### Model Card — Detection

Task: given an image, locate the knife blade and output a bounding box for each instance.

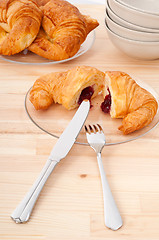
[49,99,90,161]
[11,100,90,223]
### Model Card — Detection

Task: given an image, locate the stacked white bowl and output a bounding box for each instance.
[105,0,159,60]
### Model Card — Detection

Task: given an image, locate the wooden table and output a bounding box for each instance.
[1,4,159,240]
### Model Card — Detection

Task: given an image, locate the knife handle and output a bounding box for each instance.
[11,159,58,223]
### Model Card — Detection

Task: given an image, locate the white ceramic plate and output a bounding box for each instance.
[25,78,159,146]
[0,31,95,65]
[117,0,159,15]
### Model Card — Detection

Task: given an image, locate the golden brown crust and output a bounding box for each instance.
[36,0,49,6]
[105,71,158,134]
[29,66,105,110]
[30,68,158,135]
[0,0,42,55]
[28,0,99,61]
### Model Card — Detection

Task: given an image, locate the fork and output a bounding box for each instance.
[85,124,123,231]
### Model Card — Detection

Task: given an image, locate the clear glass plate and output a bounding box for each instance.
[0,31,95,65]
[25,78,159,146]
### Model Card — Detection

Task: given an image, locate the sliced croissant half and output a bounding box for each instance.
[101,71,158,134]
[29,65,105,110]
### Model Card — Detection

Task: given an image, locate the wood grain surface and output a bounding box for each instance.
[1,4,159,240]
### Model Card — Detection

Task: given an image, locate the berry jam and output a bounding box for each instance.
[78,86,94,105]
[101,89,111,113]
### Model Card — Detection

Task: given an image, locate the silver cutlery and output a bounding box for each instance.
[85,124,122,230]
[11,100,90,223]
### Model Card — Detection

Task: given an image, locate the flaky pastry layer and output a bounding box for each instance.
[29,65,105,110]
[0,0,42,55]
[28,0,99,60]
[105,71,158,134]
[29,67,158,135]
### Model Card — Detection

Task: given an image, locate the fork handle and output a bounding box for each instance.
[11,159,58,223]
[97,153,123,230]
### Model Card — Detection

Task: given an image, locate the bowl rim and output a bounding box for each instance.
[116,0,159,16]
[105,10,159,37]
[105,1,159,33]
[105,20,159,45]
[108,0,159,19]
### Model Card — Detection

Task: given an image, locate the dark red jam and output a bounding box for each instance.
[101,89,111,113]
[78,86,94,105]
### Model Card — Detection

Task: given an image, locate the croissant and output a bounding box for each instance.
[101,71,158,134]
[28,0,99,61]
[29,66,105,110]
[0,0,42,55]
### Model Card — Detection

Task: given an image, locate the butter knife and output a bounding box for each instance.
[11,100,90,223]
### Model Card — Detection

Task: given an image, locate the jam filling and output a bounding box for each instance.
[78,86,94,105]
[101,88,111,113]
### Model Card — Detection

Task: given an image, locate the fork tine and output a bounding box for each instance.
[84,125,93,134]
[89,124,94,133]
[85,125,88,133]
[97,124,103,132]
[93,124,98,133]
[85,124,103,134]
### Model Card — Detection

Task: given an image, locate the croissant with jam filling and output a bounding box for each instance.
[30,68,158,135]
[101,71,158,134]
[29,66,105,110]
